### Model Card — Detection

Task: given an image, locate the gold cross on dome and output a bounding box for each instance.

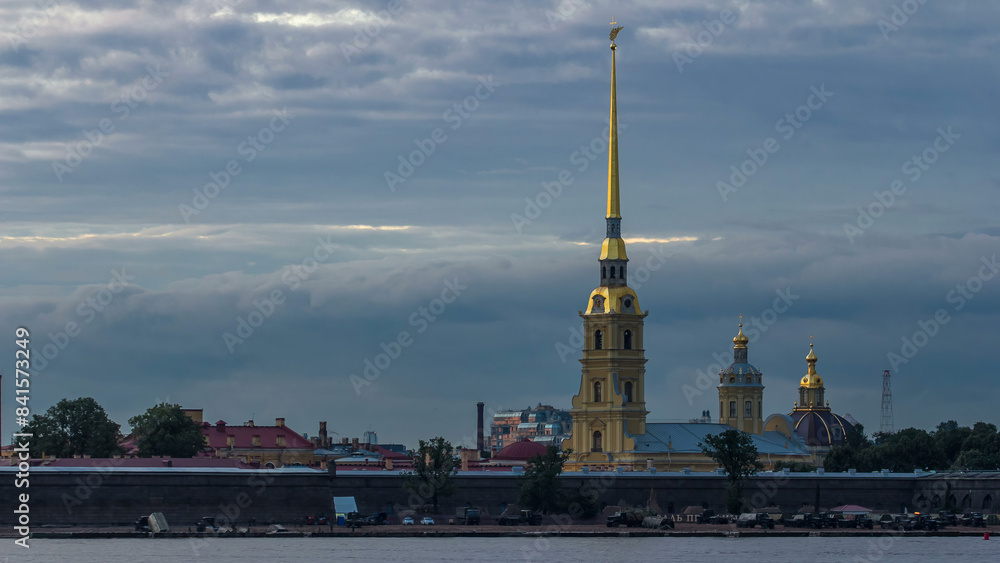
[810,334,814,346]
[610,18,617,27]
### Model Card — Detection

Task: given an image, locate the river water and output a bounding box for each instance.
[1,536,996,562]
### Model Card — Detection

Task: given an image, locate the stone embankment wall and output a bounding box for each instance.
[1,468,996,527]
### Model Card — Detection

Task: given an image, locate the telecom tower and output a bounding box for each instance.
[880,369,894,434]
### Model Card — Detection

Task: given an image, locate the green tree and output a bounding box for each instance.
[933,420,972,467]
[517,446,568,514]
[700,429,763,514]
[822,444,859,472]
[22,397,123,458]
[402,437,457,513]
[877,427,946,471]
[845,424,872,450]
[824,424,875,472]
[128,402,205,457]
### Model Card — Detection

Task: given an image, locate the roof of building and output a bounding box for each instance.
[632,423,810,456]
[201,421,313,450]
[493,437,548,461]
[30,457,256,469]
[789,410,854,448]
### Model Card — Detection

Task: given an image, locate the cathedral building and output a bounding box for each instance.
[561,26,824,471]
[776,341,856,460]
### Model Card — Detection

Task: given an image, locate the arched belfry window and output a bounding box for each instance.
[602,266,607,279]
[619,266,624,278]
[593,381,602,402]
[594,330,603,350]
[592,431,603,453]
[609,267,616,279]
[624,381,633,403]
[623,330,632,350]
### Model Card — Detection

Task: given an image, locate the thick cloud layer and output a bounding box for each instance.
[2,1,997,447]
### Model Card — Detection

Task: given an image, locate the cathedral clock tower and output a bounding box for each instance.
[564,24,649,468]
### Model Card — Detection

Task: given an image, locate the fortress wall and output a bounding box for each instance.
[2,469,996,527]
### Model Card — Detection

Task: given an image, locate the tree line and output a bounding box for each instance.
[18,397,205,458]
[825,421,1000,472]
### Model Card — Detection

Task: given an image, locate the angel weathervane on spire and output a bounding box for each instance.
[610,18,623,47]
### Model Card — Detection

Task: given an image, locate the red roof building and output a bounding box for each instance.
[492,437,548,465]
[200,417,315,468]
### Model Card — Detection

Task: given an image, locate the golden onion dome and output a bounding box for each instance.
[733,323,749,349]
[801,341,824,388]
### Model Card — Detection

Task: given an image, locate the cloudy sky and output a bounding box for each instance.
[2,0,998,450]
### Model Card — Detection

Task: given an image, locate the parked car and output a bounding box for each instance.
[937,511,958,526]
[365,512,388,525]
[420,516,435,525]
[960,512,985,527]
[402,516,414,525]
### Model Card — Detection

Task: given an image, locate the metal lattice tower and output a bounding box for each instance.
[880,370,894,434]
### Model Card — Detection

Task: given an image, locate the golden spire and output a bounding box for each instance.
[733,314,748,349]
[607,19,623,220]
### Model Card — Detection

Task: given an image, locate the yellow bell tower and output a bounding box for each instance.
[717,320,765,435]
[564,23,649,469]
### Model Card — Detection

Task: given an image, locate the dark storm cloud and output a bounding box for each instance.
[1,0,998,445]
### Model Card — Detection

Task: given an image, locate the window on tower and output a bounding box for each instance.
[592,431,603,453]
[623,330,632,349]
[602,266,607,279]
[729,401,736,418]
[745,400,752,418]
[610,267,616,279]
[624,381,633,403]
[593,381,602,402]
[594,330,603,350]
[619,266,624,278]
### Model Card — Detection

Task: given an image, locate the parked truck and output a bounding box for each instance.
[497,509,542,526]
[454,507,481,525]
[607,508,655,528]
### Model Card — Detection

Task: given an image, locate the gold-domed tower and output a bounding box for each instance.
[718,318,764,434]
[564,23,650,469]
[789,338,855,452]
